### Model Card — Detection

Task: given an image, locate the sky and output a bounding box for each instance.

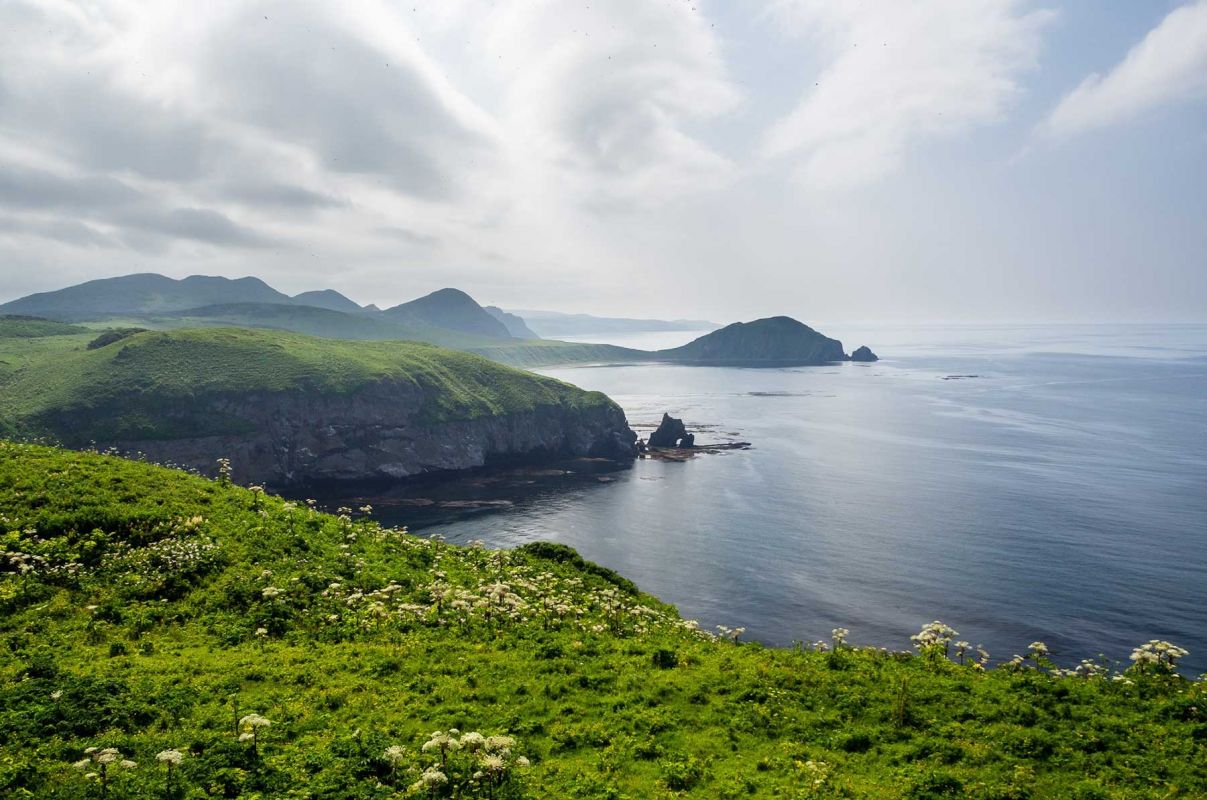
[0,0,1205,323]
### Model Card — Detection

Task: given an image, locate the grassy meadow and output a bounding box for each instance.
[0,441,1203,799]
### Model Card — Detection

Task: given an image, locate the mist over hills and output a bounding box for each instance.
[1,273,876,367]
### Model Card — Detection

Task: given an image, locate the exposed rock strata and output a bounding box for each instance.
[102,380,637,486]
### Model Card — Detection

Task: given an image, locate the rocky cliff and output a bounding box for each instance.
[2,327,638,487]
[101,380,636,486]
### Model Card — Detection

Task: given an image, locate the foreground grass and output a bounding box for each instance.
[1,442,1204,799]
[0,327,616,442]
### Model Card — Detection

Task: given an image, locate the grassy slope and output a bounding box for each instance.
[88,307,652,369]
[0,328,615,442]
[0,316,91,339]
[1,442,1203,799]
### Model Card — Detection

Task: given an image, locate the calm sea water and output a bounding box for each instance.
[322,324,1207,673]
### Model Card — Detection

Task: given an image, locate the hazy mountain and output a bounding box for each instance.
[291,289,364,314]
[657,316,846,365]
[0,273,291,321]
[382,288,513,339]
[485,306,540,339]
[511,309,719,337]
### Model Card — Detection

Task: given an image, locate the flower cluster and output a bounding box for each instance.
[910,620,959,655]
[72,746,137,788]
[1129,640,1189,672]
[406,729,530,796]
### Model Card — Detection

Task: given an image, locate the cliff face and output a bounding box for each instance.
[104,380,637,486]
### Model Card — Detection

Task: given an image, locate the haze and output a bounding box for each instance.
[1,0,1205,323]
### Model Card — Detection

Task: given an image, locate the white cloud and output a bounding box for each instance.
[761,0,1053,189]
[1044,0,1207,138]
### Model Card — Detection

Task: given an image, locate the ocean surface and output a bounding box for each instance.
[318,324,1207,673]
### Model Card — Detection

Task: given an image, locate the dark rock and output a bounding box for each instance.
[98,381,638,486]
[850,345,878,362]
[648,413,695,448]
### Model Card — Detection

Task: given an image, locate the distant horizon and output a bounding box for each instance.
[3,270,1206,328]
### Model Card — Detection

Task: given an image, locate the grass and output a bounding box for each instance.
[1,441,1203,799]
[0,315,90,339]
[0,327,616,443]
[82,307,654,368]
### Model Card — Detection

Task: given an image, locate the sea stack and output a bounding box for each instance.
[648,413,695,448]
[850,345,879,362]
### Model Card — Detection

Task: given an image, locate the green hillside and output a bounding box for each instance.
[115,303,493,350]
[0,442,1202,799]
[0,327,615,443]
[0,315,90,339]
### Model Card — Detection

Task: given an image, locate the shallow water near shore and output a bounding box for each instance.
[311,323,1207,673]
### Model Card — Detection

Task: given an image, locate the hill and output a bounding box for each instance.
[129,303,493,350]
[485,306,540,339]
[0,315,89,338]
[383,289,513,340]
[0,441,1202,798]
[290,289,365,314]
[0,273,292,320]
[0,327,637,484]
[658,316,848,365]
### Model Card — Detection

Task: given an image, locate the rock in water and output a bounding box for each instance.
[648,413,695,448]
[850,345,878,362]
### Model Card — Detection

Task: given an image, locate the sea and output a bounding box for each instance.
[313,323,1207,674]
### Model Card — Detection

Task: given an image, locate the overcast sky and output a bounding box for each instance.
[1,0,1205,322]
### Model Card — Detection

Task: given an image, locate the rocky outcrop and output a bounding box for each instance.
[104,380,637,487]
[850,345,879,362]
[648,413,695,448]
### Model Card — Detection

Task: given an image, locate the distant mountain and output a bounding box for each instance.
[0,273,292,321]
[658,316,847,365]
[510,309,719,337]
[382,288,513,339]
[291,289,364,314]
[485,306,540,339]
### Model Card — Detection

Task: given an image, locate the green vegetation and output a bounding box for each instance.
[0,315,89,339]
[0,327,615,442]
[108,303,496,351]
[658,316,847,365]
[1,442,1203,798]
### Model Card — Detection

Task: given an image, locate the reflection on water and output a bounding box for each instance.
[306,324,1207,673]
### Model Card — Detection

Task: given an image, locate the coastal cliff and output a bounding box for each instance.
[103,382,637,486]
[0,327,637,486]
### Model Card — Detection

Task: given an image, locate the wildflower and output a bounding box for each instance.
[1028,641,1049,659]
[254,627,268,637]
[51,689,63,700]
[156,750,185,766]
[954,641,970,665]
[516,756,530,768]
[831,627,850,648]
[1129,640,1189,673]
[383,745,406,766]
[239,713,271,756]
[460,731,486,751]
[261,586,281,600]
[910,620,958,658]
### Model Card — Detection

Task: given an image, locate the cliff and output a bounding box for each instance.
[0,327,637,485]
